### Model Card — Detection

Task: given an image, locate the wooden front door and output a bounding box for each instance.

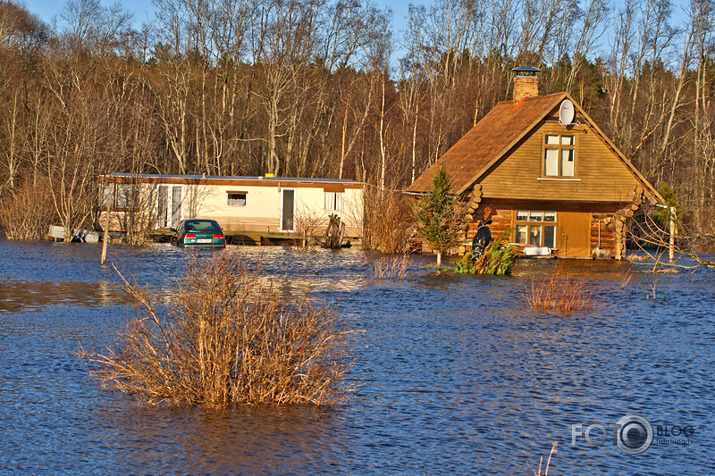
[558,212,591,258]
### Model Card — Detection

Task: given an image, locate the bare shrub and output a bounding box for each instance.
[78,252,353,408]
[0,178,54,240]
[362,185,415,254]
[372,254,410,281]
[293,205,323,250]
[523,271,595,312]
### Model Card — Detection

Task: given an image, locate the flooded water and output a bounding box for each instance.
[0,239,713,474]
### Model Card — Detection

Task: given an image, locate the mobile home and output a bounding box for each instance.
[101,174,363,237]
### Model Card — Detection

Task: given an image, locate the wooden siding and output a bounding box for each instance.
[480,119,642,205]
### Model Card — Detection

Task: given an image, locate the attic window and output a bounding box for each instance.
[544,134,575,177]
[227,191,247,207]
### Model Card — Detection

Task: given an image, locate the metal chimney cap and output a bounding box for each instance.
[512,66,541,75]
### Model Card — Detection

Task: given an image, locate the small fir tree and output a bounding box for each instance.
[416,165,461,267]
[653,183,682,232]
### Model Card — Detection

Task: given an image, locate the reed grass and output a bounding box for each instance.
[372,254,410,280]
[78,252,353,408]
[523,270,595,312]
[533,442,558,476]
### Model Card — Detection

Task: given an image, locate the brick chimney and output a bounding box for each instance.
[512,66,541,102]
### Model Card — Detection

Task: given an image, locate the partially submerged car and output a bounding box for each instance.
[171,219,226,248]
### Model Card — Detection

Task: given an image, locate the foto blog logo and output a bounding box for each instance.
[571,414,654,455]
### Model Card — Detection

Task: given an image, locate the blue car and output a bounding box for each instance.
[172,219,226,248]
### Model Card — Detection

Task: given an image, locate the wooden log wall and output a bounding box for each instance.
[591,213,616,257]
[466,208,511,241]
[613,186,644,260]
[464,185,483,222]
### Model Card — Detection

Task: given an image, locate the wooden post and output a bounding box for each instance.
[100,196,111,265]
[669,206,676,262]
[615,217,625,260]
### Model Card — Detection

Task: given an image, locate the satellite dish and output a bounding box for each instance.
[559,99,575,126]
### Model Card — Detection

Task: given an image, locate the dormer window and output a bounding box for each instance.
[544,134,575,177]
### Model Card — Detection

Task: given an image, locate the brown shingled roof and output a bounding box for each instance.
[406,93,567,195]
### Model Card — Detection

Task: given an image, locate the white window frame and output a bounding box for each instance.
[543,134,576,177]
[324,191,344,212]
[515,210,557,248]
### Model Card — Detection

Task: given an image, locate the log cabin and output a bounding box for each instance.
[406,67,664,259]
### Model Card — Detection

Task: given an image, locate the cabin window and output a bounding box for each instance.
[515,210,557,248]
[324,192,344,212]
[227,191,247,207]
[544,134,575,177]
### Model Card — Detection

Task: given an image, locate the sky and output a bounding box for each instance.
[24,0,160,27]
[21,0,417,35]
[18,0,693,69]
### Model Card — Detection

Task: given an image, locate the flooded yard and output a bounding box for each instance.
[0,239,713,474]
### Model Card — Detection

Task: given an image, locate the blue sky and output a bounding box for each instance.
[23,0,417,35]
[20,0,692,68]
[25,0,159,26]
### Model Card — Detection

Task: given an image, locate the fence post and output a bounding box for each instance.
[668,206,676,262]
[101,194,111,265]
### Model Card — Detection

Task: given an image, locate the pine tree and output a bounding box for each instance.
[415,165,461,267]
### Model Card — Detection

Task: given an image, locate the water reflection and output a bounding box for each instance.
[0,238,713,474]
[0,279,125,313]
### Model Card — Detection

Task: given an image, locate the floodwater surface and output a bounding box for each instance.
[0,240,713,474]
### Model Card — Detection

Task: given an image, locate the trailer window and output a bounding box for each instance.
[227,191,247,207]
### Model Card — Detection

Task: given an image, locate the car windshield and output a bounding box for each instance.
[184,220,221,233]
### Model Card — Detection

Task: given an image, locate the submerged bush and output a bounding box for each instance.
[454,251,477,274]
[523,270,595,312]
[456,232,517,275]
[79,252,353,408]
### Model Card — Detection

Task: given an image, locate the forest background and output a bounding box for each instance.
[0,0,713,244]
